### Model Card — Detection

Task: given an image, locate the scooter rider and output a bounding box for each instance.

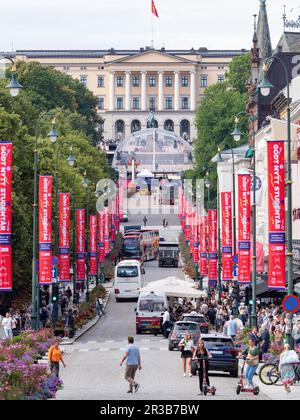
[239,338,260,389]
[193,339,212,395]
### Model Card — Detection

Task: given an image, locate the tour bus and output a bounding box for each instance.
[114,259,144,302]
[122,228,160,262]
[136,291,168,335]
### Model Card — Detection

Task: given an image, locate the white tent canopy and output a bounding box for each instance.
[137,169,155,178]
[140,277,206,299]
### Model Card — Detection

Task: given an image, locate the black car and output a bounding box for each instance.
[191,334,239,378]
[180,314,209,334]
[168,321,201,351]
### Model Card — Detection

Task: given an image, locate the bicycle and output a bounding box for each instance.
[259,362,300,386]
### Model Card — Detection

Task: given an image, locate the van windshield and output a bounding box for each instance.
[139,299,164,312]
[117,266,139,278]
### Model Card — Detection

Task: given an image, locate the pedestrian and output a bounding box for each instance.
[240,338,260,389]
[2,313,13,339]
[162,307,170,338]
[224,315,239,340]
[64,309,75,338]
[178,332,195,377]
[249,326,260,347]
[279,343,300,394]
[66,287,72,302]
[40,306,49,328]
[48,340,66,378]
[292,319,300,350]
[162,219,166,228]
[120,337,142,394]
[96,297,105,317]
[259,326,270,356]
[143,216,148,227]
[193,339,212,395]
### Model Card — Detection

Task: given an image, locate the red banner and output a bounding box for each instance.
[221,192,233,281]
[267,141,286,289]
[0,142,13,291]
[89,215,97,276]
[76,209,86,281]
[39,175,53,285]
[208,210,217,282]
[199,216,208,276]
[98,211,105,263]
[238,174,251,284]
[59,193,70,282]
[104,208,110,255]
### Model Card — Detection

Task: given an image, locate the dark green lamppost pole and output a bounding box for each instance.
[258,57,294,347]
[215,151,223,305]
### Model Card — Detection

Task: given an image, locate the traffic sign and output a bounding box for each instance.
[52,256,59,267]
[282,295,300,314]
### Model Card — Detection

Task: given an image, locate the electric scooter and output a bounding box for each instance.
[196,356,216,396]
[236,358,260,396]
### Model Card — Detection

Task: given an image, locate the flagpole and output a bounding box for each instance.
[151,0,154,48]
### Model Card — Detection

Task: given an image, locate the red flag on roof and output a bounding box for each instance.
[152,0,159,18]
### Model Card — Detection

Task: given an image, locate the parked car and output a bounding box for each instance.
[180,313,209,334]
[191,334,239,378]
[168,321,201,351]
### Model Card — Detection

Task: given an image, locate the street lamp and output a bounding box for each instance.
[0,56,23,97]
[231,117,243,143]
[258,55,294,347]
[233,113,258,328]
[31,111,57,331]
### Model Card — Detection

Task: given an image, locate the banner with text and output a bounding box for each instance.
[267,141,286,290]
[199,216,208,277]
[98,211,105,263]
[0,142,13,291]
[237,174,251,284]
[221,192,233,281]
[208,210,217,283]
[89,215,98,276]
[76,209,86,281]
[39,175,53,285]
[59,193,70,282]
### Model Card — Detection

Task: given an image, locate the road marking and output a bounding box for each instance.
[78,348,89,353]
[159,347,168,351]
[105,340,114,343]
[139,347,150,351]
[99,348,109,352]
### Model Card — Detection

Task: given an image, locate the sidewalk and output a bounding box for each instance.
[253,377,300,400]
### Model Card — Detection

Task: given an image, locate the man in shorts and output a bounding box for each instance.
[120,336,142,393]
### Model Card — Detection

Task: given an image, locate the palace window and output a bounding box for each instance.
[97,96,105,110]
[117,97,124,110]
[149,96,156,111]
[80,75,88,86]
[218,74,225,84]
[181,97,189,110]
[132,76,140,87]
[117,76,124,87]
[200,75,208,88]
[165,75,173,87]
[149,76,156,87]
[132,96,140,110]
[165,97,173,110]
[181,75,189,87]
[98,76,105,88]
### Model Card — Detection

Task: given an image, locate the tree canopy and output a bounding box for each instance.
[0,62,110,300]
[191,54,252,207]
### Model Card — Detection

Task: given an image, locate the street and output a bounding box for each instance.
[56,207,268,401]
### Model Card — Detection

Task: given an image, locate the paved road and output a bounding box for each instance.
[56,208,268,400]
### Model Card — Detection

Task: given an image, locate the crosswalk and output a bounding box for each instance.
[62,338,171,354]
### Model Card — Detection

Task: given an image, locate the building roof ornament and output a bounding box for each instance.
[257,0,272,73]
[283,5,300,32]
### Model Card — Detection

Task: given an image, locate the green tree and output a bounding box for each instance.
[192,54,251,206]
[225,53,252,94]
[0,63,111,303]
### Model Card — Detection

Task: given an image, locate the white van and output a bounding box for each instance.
[136,291,168,335]
[114,260,143,302]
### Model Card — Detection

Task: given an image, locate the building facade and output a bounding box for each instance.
[15,47,246,141]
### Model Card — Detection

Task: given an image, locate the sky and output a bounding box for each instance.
[0,0,296,52]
